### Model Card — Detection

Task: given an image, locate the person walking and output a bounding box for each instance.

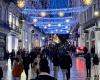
[91,46,95,57]
[23,52,30,80]
[4,50,9,61]
[12,58,23,80]
[60,52,72,80]
[84,52,91,77]
[93,54,99,77]
[52,47,59,79]
[31,58,57,80]
[10,49,15,66]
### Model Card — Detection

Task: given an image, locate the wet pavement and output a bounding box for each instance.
[0,57,100,80]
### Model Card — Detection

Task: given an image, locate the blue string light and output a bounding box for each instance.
[22,6,88,15]
[21,0,89,34]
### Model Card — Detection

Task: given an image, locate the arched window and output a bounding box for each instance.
[9,12,13,27]
[90,31,95,40]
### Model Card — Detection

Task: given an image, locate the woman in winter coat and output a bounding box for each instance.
[12,58,23,80]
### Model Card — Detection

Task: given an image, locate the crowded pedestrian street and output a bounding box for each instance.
[0,0,100,80]
[0,56,100,80]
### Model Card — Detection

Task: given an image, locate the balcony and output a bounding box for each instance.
[84,17,100,30]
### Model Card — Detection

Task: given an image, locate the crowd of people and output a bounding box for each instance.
[0,43,99,80]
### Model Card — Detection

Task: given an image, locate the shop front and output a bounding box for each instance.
[0,20,10,59]
[7,31,18,53]
[0,32,6,59]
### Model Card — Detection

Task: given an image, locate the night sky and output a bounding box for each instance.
[48,0,71,9]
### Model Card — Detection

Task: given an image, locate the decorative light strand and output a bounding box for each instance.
[22,6,88,15]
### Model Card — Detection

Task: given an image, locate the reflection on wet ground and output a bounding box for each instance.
[0,57,100,80]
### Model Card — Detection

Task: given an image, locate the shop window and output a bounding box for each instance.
[9,12,13,27]
[13,15,16,29]
[86,32,89,40]
[91,40,95,47]
[90,31,95,40]
[86,42,89,49]
[8,36,12,52]
[16,17,19,27]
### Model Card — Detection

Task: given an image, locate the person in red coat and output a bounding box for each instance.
[12,58,23,80]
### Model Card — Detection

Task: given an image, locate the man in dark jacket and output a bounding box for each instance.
[84,52,91,77]
[60,52,72,80]
[10,49,15,66]
[23,52,30,80]
[52,47,60,79]
[31,58,57,80]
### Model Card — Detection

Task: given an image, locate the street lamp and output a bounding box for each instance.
[17,0,25,8]
[83,0,93,6]
[94,11,100,17]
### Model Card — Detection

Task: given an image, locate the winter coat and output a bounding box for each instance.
[93,54,99,65]
[60,54,72,69]
[12,63,23,77]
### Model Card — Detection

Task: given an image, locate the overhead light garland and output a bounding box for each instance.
[22,6,88,15]
[58,24,61,27]
[31,17,73,21]
[40,12,47,17]
[33,18,38,23]
[19,0,91,34]
[58,12,64,17]
[48,24,51,27]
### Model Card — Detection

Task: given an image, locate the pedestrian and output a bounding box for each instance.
[31,58,57,80]
[23,52,30,80]
[91,46,95,57]
[4,49,9,61]
[93,54,99,77]
[84,52,91,77]
[32,54,41,77]
[12,58,24,80]
[10,49,15,66]
[60,52,72,80]
[52,47,59,79]
[0,67,3,80]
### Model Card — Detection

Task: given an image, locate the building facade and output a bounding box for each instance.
[76,0,100,56]
[0,0,21,59]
